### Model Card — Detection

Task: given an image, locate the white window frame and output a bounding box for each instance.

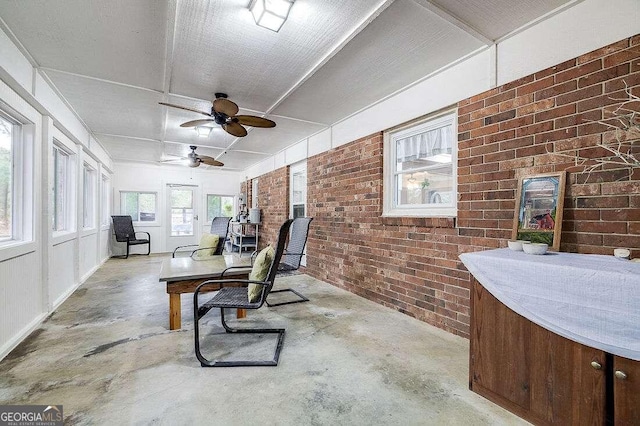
[83,163,96,230]
[383,109,457,218]
[119,191,158,224]
[251,178,259,208]
[0,106,34,253]
[290,161,307,219]
[101,174,110,229]
[52,142,76,234]
[206,194,235,223]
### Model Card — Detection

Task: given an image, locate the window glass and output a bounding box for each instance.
[206,195,234,222]
[384,111,457,217]
[52,146,70,231]
[83,165,96,228]
[120,191,157,222]
[0,115,12,240]
[101,176,110,226]
[290,162,306,219]
[170,188,193,236]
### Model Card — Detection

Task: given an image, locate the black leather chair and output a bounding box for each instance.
[193,219,293,367]
[111,215,151,259]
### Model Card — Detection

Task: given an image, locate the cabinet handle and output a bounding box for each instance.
[590,361,602,370]
[614,370,627,380]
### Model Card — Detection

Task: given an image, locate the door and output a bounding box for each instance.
[290,161,307,265]
[166,184,199,252]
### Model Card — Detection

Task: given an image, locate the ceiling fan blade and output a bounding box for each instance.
[159,102,212,117]
[198,156,224,167]
[180,119,215,128]
[213,98,239,116]
[235,115,276,128]
[223,121,248,137]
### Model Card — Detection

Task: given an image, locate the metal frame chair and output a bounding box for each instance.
[193,219,293,367]
[172,216,231,258]
[111,215,151,259]
[267,217,313,307]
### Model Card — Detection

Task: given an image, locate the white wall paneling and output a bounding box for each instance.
[0,23,113,360]
[112,162,241,253]
[50,239,78,308]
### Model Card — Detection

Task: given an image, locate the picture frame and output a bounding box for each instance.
[512,171,566,251]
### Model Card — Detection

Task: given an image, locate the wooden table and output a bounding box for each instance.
[159,255,252,330]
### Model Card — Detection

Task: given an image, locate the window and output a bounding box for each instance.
[0,114,13,241]
[206,194,234,222]
[101,175,110,227]
[83,164,96,228]
[52,144,75,232]
[383,110,457,217]
[120,191,157,222]
[290,162,306,219]
[251,178,259,208]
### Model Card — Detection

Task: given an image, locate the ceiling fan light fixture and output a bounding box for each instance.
[194,126,212,138]
[250,0,294,32]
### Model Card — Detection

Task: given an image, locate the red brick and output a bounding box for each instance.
[516,121,554,137]
[470,104,500,121]
[500,115,534,131]
[470,123,500,138]
[501,75,535,92]
[500,136,534,151]
[517,99,555,116]
[485,89,516,107]
[604,72,640,93]
[603,46,640,68]
[535,104,576,123]
[459,99,485,115]
[534,127,577,144]
[470,87,500,103]
[534,80,577,101]
[555,59,602,83]
[499,93,534,112]
[516,76,555,96]
[578,63,630,88]
[577,39,629,64]
[556,84,602,106]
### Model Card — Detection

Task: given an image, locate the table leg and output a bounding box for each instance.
[237,308,246,319]
[169,293,181,330]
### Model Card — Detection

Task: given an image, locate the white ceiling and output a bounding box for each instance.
[0,0,576,171]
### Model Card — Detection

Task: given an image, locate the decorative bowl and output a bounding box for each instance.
[508,240,531,251]
[523,243,548,255]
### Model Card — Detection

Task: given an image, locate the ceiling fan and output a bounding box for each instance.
[162,145,224,168]
[159,93,276,137]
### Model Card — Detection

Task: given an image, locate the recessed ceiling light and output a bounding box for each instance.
[250,0,294,32]
[195,126,212,138]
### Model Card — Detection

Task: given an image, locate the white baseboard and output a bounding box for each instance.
[0,313,48,361]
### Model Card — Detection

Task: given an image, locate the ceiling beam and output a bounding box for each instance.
[160,0,178,158]
[219,0,396,160]
[411,0,493,45]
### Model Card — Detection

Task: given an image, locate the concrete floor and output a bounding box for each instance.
[0,254,529,425]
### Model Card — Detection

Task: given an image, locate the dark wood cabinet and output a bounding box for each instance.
[470,279,639,425]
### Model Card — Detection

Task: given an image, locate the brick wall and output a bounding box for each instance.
[246,169,289,250]
[253,35,640,339]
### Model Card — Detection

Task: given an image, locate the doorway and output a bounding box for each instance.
[166,184,199,252]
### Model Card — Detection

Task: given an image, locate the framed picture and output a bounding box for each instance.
[512,171,566,251]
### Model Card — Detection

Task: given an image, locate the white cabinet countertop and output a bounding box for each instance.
[460,248,640,361]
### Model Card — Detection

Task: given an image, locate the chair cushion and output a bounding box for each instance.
[247,245,275,302]
[194,234,219,258]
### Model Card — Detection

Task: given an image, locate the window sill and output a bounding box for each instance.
[132,222,160,228]
[52,230,77,246]
[0,240,37,262]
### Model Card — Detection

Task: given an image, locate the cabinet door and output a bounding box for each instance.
[614,356,640,424]
[471,279,606,425]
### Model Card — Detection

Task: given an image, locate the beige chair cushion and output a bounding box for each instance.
[247,245,275,302]
[193,234,219,258]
